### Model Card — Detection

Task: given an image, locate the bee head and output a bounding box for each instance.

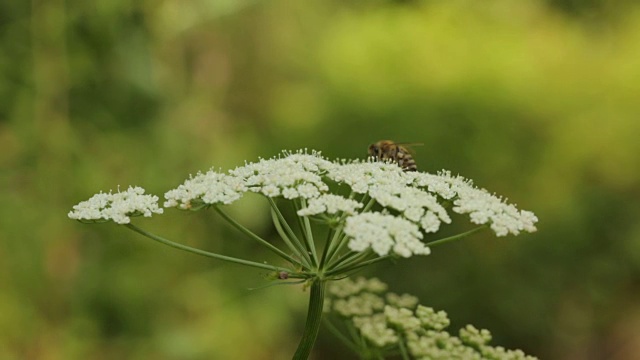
[368,143,380,157]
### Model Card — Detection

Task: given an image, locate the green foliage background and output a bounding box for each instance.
[2,0,639,359]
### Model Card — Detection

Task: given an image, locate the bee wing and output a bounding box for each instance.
[395,142,424,147]
[395,142,423,154]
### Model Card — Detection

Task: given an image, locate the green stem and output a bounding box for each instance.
[293,200,310,244]
[214,206,301,267]
[299,199,319,265]
[325,230,351,268]
[326,252,391,277]
[398,333,410,360]
[323,214,348,265]
[317,227,334,269]
[293,278,326,360]
[322,318,360,354]
[326,250,361,271]
[324,195,374,266]
[344,320,367,355]
[293,200,318,266]
[271,207,312,269]
[269,198,315,267]
[269,198,300,243]
[426,226,487,247]
[124,224,286,272]
[361,195,376,213]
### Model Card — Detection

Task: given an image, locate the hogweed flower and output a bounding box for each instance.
[68,149,538,359]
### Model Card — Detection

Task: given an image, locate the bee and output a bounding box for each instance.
[368,140,421,171]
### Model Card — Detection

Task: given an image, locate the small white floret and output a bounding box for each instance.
[297,194,363,216]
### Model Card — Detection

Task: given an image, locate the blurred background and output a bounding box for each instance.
[2,0,639,359]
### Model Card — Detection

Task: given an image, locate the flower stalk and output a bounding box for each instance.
[293,278,327,360]
[213,205,301,267]
[124,224,286,272]
[270,206,313,269]
[426,225,487,248]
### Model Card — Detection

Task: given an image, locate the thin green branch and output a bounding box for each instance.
[296,199,319,266]
[323,214,350,265]
[324,195,374,266]
[301,199,319,265]
[398,333,411,360]
[268,198,301,244]
[292,200,310,244]
[270,207,312,269]
[326,252,392,277]
[426,225,487,247]
[214,205,301,267]
[345,319,365,352]
[361,195,376,212]
[318,226,334,270]
[325,230,351,267]
[327,250,362,272]
[124,224,287,272]
[323,318,361,354]
[269,198,317,268]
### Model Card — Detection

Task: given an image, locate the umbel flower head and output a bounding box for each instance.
[70,150,537,259]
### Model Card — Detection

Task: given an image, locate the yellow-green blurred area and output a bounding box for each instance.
[2,0,640,358]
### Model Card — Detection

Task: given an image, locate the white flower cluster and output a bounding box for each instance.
[353,314,399,347]
[163,150,333,209]
[326,161,408,194]
[68,186,163,224]
[229,151,334,199]
[459,325,492,347]
[344,212,431,257]
[411,171,538,236]
[326,277,388,299]
[369,185,451,233]
[296,194,363,216]
[164,171,246,209]
[415,305,450,331]
[386,292,419,309]
[385,305,421,331]
[326,277,539,360]
[333,292,385,317]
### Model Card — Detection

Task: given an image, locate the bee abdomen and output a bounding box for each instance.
[398,157,417,171]
[396,150,417,171]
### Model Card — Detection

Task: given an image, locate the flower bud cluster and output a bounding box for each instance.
[326,277,538,360]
